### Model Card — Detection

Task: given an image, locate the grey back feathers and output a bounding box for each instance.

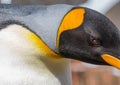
[0,4,74,53]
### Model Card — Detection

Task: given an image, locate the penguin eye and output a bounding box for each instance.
[90,36,101,46]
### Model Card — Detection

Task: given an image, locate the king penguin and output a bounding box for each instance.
[0,4,120,85]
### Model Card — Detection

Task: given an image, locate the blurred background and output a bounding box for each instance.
[0,0,120,85]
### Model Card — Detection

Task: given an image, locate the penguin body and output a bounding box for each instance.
[0,4,120,85]
[0,24,71,85]
[0,4,73,85]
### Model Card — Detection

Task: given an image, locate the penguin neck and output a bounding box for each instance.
[0,28,72,85]
[25,4,73,53]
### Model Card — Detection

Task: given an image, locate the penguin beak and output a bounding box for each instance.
[101,54,120,69]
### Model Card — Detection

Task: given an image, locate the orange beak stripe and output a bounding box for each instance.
[101,54,120,69]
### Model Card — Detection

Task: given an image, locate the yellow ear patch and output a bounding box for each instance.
[56,8,85,49]
[101,54,120,69]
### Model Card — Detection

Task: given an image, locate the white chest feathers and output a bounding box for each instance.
[0,24,72,85]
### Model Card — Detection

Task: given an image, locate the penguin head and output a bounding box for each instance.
[1,6,120,69]
[57,7,120,69]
